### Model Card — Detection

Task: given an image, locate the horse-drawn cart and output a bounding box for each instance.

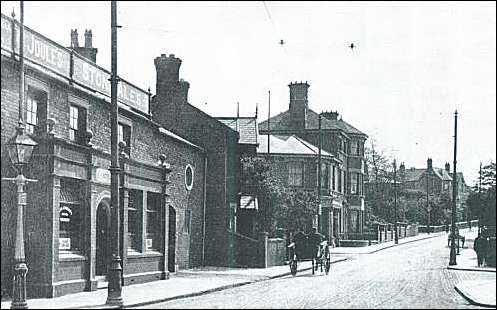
[287,233,331,276]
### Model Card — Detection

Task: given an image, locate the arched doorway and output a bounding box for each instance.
[96,201,111,277]
[168,206,176,272]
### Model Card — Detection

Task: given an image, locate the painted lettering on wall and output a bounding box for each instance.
[13,23,71,77]
[1,14,12,52]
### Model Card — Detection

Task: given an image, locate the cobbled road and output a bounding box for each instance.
[142,233,495,309]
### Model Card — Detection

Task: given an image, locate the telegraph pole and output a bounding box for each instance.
[267,90,271,155]
[426,169,430,234]
[449,110,458,266]
[317,114,322,232]
[394,159,398,244]
[478,162,482,233]
[106,1,123,305]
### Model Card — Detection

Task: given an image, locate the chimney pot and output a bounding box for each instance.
[84,29,92,48]
[70,29,79,48]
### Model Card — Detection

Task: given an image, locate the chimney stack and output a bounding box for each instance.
[152,53,190,128]
[70,29,79,47]
[445,162,450,173]
[399,162,405,174]
[288,81,309,130]
[68,29,98,62]
[84,29,93,48]
[427,158,433,170]
[321,110,339,121]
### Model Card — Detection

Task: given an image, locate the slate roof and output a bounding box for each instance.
[258,108,367,136]
[403,167,453,182]
[216,117,258,145]
[257,134,334,158]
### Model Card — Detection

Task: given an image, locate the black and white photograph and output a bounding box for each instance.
[0,1,495,309]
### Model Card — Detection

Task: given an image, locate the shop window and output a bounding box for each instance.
[146,192,161,251]
[128,189,142,252]
[69,105,87,145]
[59,179,82,253]
[288,162,304,186]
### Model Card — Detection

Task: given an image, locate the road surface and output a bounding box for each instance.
[140,233,495,309]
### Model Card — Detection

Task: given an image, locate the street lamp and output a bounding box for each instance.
[3,125,38,310]
[2,2,38,308]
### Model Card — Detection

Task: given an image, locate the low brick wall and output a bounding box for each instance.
[267,238,287,267]
[339,240,369,247]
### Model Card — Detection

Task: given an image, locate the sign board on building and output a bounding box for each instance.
[95,167,111,185]
[146,238,153,250]
[1,13,149,115]
[12,22,72,77]
[59,238,71,250]
[1,14,12,52]
[72,54,149,114]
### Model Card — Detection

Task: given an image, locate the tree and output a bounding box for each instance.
[240,155,318,236]
[467,162,496,229]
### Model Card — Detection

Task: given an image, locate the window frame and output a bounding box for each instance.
[287,161,304,187]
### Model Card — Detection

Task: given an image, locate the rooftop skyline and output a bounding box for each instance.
[1,1,495,185]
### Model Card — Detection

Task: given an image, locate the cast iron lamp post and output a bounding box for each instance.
[4,124,38,310]
[2,2,38,308]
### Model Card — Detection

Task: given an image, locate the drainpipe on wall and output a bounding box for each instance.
[201,154,207,266]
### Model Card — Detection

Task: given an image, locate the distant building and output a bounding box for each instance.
[259,82,368,239]
[257,134,345,241]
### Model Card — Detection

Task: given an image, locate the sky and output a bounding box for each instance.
[1,1,495,185]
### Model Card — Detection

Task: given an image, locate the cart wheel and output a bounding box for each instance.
[325,247,331,275]
[290,258,298,276]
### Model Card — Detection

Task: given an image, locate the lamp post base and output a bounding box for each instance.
[105,255,123,306]
[11,263,28,309]
[449,238,457,266]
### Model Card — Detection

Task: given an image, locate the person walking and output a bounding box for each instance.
[473,233,487,267]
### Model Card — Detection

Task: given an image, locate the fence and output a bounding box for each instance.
[230,231,287,268]
[418,220,479,233]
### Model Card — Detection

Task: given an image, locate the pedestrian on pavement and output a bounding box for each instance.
[473,233,488,267]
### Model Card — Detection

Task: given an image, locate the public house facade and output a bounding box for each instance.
[1,14,208,298]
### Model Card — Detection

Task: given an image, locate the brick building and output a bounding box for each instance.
[399,158,470,220]
[1,14,208,298]
[257,134,345,241]
[259,82,368,239]
[150,54,241,267]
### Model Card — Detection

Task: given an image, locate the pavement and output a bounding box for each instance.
[0,258,346,309]
[329,231,443,255]
[449,228,496,308]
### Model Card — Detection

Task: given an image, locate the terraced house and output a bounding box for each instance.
[259,82,368,241]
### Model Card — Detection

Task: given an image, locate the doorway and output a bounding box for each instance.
[96,201,111,277]
[168,206,176,272]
